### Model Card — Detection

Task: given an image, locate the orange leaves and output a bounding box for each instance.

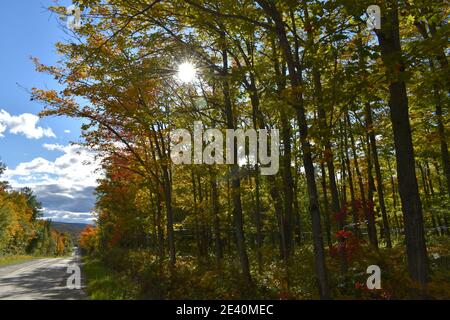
[79,225,98,253]
[31,88,79,118]
[31,57,63,79]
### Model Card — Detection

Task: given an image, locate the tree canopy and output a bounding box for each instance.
[32,0,449,299]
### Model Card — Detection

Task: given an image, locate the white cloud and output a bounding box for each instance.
[0,109,56,139]
[64,129,71,134]
[43,143,65,152]
[3,144,103,223]
[8,157,55,175]
[6,144,102,188]
[43,209,96,224]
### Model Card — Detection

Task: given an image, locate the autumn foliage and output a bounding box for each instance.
[79,225,97,254]
[29,0,450,300]
[0,164,72,257]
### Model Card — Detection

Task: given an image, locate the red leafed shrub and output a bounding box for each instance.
[334,204,349,225]
[330,230,362,263]
[336,229,352,240]
[353,280,393,300]
[333,199,369,225]
[354,281,364,290]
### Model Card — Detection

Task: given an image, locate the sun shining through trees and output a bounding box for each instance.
[3,0,448,301]
[176,62,197,83]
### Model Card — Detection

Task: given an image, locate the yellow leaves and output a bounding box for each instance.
[31,88,79,118]
[53,231,69,256]
[90,3,111,17]
[0,191,37,253]
[66,67,89,83]
[87,34,107,47]
[31,57,63,79]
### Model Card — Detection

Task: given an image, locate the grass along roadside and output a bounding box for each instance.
[82,256,137,299]
[0,255,38,267]
[0,251,75,268]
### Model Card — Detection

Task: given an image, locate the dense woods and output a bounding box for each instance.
[34,0,449,299]
[0,162,73,257]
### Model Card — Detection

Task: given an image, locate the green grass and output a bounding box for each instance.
[82,256,134,300]
[0,255,37,267]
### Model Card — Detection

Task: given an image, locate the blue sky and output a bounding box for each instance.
[0,1,99,224]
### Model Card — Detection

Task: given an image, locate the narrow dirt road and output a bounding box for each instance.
[0,250,85,300]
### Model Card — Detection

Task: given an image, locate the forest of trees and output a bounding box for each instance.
[34,0,449,299]
[0,162,73,257]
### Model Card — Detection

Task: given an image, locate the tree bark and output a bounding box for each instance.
[221,36,252,284]
[376,1,428,286]
[343,117,360,236]
[363,132,379,248]
[365,104,391,247]
[347,112,377,247]
[256,0,330,299]
[434,88,450,197]
[320,161,332,249]
[210,171,223,268]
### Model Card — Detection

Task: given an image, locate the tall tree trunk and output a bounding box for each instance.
[271,41,294,257]
[363,132,379,248]
[156,191,165,262]
[343,117,359,236]
[253,167,263,272]
[221,36,252,284]
[210,171,223,268]
[313,79,340,216]
[248,78,264,272]
[197,174,209,256]
[226,169,233,254]
[305,7,341,239]
[338,122,348,207]
[434,88,450,197]
[152,129,176,268]
[347,112,376,247]
[191,170,202,258]
[365,104,392,247]
[320,161,332,249]
[291,129,303,244]
[376,1,428,286]
[425,161,434,197]
[418,162,430,201]
[418,163,439,236]
[257,0,330,298]
[411,18,450,195]
[280,110,295,257]
[162,165,176,267]
[314,69,341,228]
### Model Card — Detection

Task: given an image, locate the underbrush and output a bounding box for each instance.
[82,237,450,300]
[82,256,139,299]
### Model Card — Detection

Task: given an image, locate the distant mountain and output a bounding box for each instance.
[50,221,90,244]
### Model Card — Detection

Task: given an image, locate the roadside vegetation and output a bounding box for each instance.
[80,235,450,299]
[0,255,37,267]
[82,256,137,300]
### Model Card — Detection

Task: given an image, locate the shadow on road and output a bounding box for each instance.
[0,255,86,300]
